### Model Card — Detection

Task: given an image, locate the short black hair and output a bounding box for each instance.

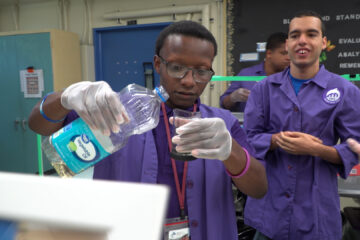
[266,32,288,51]
[155,20,217,57]
[291,10,326,36]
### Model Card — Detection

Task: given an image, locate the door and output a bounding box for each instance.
[0,35,24,172]
[93,22,171,91]
[15,33,54,173]
[0,33,53,174]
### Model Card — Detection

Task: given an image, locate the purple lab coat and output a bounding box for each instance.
[65,100,255,240]
[220,62,266,112]
[244,65,360,240]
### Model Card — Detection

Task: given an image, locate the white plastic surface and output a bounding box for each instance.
[0,172,169,240]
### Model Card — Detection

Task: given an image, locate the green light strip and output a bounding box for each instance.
[211,74,360,82]
[341,74,360,81]
[37,134,43,176]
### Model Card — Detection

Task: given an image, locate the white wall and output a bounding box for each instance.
[0,0,227,107]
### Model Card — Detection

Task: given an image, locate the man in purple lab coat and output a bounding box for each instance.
[243,10,360,240]
[29,21,267,240]
[220,32,290,112]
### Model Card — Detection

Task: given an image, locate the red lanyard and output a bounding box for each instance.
[161,102,196,219]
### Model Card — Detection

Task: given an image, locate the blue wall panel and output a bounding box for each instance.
[93,22,171,91]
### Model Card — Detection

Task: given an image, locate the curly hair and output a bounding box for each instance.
[155,20,217,57]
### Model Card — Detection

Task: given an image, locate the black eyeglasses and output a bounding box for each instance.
[157,55,214,83]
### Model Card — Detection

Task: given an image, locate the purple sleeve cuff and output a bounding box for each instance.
[334,143,359,179]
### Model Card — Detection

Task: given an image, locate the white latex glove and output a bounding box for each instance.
[171,117,232,161]
[230,88,250,102]
[61,81,129,136]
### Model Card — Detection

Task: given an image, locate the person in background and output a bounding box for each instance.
[347,138,360,159]
[243,10,360,240]
[28,21,267,240]
[220,32,290,112]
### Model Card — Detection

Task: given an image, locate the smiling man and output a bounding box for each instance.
[243,10,360,240]
[28,21,267,240]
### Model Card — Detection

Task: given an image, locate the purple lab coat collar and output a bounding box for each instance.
[270,65,328,89]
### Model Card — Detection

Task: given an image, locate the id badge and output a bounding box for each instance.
[164,217,190,240]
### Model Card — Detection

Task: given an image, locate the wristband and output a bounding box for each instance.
[40,92,66,123]
[225,147,251,178]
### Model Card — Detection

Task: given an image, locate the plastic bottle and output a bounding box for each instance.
[42,84,169,178]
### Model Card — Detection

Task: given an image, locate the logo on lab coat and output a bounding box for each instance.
[323,88,341,104]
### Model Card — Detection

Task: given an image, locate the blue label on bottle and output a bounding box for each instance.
[51,118,110,174]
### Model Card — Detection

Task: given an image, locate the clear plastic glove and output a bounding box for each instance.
[230,88,250,102]
[171,117,232,161]
[61,81,129,136]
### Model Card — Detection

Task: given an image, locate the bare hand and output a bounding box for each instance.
[275,131,323,156]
